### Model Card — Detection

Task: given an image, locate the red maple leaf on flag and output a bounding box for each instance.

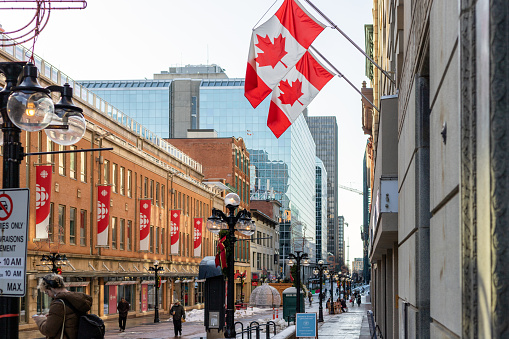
[278,79,304,106]
[255,34,288,68]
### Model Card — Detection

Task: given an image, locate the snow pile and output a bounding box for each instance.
[183,309,204,322]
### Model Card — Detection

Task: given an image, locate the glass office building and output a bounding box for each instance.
[80,79,172,138]
[306,116,341,268]
[316,157,328,261]
[199,78,317,271]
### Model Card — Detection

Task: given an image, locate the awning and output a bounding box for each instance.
[64,282,90,287]
[105,281,138,286]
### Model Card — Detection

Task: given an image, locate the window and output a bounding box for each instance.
[120,219,125,250]
[58,145,66,176]
[37,131,42,163]
[48,203,54,242]
[70,146,77,179]
[112,163,118,193]
[46,139,54,165]
[80,151,87,182]
[103,160,109,184]
[257,253,261,270]
[58,205,65,244]
[156,183,160,206]
[144,177,148,198]
[156,227,160,253]
[150,180,154,204]
[80,210,86,246]
[150,226,154,252]
[252,252,256,268]
[127,170,132,198]
[111,217,117,249]
[161,228,165,254]
[69,207,76,245]
[161,185,165,208]
[127,220,132,251]
[120,167,125,195]
[183,194,186,214]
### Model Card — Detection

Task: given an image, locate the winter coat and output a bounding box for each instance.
[117,300,130,318]
[170,304,186,321]
[35,291,93,339]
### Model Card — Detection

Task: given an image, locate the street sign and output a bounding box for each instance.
[0,188,29,297]
[296,312,317,338]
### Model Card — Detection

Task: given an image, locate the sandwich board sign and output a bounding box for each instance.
[296,312,317,338]
[0,188,29,297]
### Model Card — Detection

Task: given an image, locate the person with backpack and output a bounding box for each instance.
[117,297,130,332]
[170,300,186,337]
[33,273,93,339]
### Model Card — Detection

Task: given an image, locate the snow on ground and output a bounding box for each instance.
[172,306,285,324]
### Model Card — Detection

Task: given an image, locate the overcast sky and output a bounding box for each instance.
[2,0,373,264]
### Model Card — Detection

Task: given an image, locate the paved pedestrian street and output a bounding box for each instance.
[20,294,372,338]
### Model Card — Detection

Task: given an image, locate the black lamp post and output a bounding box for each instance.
[40,253,69,274]
[288,251,309,317]
[148,260,164,323]
[327,270,338,314]
[313,260,327,322]
[0,62,87,338]
[206,193,255,339]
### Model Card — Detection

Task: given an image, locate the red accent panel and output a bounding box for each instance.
[267,101,291,138]
[275,0,325,48]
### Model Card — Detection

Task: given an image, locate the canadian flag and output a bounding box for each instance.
[245,0,325,108]
[170,210,181,254]
[35,165,52,239]
[139,200,151,251]
[97,186,111,246]
[194,218,203,257]
[267,50,335,138]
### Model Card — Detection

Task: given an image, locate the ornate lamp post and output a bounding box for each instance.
[327,270,338,314]
[40,253,69,274]
[148,260,164,323]
[313,260,327,322]
[206,193,254,339]
[0,62,87,338]
[288,251,309,316]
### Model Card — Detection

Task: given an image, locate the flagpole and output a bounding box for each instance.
[303,0,395,85]
[310,45,380,112]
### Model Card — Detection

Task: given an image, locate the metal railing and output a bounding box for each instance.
[367,310,384,339]
[234,320,278,339]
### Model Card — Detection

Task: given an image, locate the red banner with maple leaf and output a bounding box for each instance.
[35,165,52,239]
[139,200,151,251]
[245,0,325,108]
[267,50,335,137]
[170,210,180,254]
[97,186,111,246]
[193,218,203,257]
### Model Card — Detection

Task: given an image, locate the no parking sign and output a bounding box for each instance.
[0,188,30,297]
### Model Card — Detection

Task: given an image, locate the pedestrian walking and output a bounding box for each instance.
[170,300,186,337]
[308,291,313,306]
[340,298,348,313]
[357,294,362,306]
[117,297,130,332]
[33,273,93,339]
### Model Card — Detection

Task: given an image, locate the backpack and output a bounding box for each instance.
[61,299,105,339]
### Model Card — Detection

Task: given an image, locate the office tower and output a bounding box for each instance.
[316,157,328,261]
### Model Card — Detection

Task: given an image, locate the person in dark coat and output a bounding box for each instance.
[357,294,362,306]
[117,297,130,332]
[170,300,186,337]
[340,298,348,312]
[33,273,93,339]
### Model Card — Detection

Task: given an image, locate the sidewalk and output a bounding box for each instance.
[317,295,372,339]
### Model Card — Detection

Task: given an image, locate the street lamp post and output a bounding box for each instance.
[148,260,164,323]
[40,253,69,274]
[206,193,255,339]
[328,270,337,314]
[288,251,309,317]
[313,260,327,322]
[0,62,87,338]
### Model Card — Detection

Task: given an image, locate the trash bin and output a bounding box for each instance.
[199,256,225,339]
[282,287,305,322]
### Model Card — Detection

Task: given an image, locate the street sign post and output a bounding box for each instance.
[0,188,29,297]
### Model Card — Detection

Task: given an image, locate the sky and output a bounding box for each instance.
[2,0,373,265]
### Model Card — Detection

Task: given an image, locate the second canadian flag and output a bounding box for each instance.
[267,50,335,138]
